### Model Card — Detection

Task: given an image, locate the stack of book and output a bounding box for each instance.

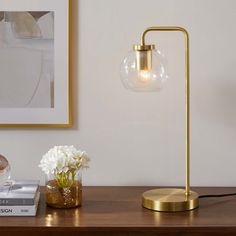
[0,180,40,216]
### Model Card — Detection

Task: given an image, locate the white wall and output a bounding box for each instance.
[1,0,236,186]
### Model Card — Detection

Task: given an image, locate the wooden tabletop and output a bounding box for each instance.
[1,187,236,236]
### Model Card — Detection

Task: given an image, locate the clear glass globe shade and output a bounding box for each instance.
[120,49,168,92]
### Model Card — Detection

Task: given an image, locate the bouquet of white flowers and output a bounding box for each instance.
[39,145,90,188]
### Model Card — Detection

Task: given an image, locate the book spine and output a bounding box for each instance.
[0,205,37,216]
[0,198,35,206]
[0,188,40,206]
[0,192,40,216]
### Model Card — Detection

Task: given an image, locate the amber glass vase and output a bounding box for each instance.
[45,171,82,208]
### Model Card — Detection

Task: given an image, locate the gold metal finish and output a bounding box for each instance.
[138,26,196,211]
[134,44,155,71]
[142,188,199,212]
[0,0,72,128]
[135,50,152,71]
[133,44,155,51]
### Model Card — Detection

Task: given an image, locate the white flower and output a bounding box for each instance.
[39,145,90,175]
[77,152,90,168]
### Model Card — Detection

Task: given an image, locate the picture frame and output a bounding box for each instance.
[0,0,72,128]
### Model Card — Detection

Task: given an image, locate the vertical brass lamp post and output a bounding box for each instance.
[120,27,199,212]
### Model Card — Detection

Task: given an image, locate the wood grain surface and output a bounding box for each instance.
[1,187,236,236]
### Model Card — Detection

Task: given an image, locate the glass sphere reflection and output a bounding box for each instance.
[120,49,168,92]
[0,154,11,186]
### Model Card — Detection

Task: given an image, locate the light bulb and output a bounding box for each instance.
[138,70,151,82]
[120,49,168,92]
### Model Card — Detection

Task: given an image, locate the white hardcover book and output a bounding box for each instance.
[0,180,39,205]
[0,191,40,216]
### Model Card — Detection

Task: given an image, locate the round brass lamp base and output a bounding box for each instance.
[142,188,199,212]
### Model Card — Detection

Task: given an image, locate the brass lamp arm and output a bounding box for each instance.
[140,26,190,196]
[141,26,189,45]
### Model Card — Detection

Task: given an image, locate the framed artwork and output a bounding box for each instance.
[0,0,72,128]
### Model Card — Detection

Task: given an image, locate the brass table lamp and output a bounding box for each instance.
[120,26,199,212]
